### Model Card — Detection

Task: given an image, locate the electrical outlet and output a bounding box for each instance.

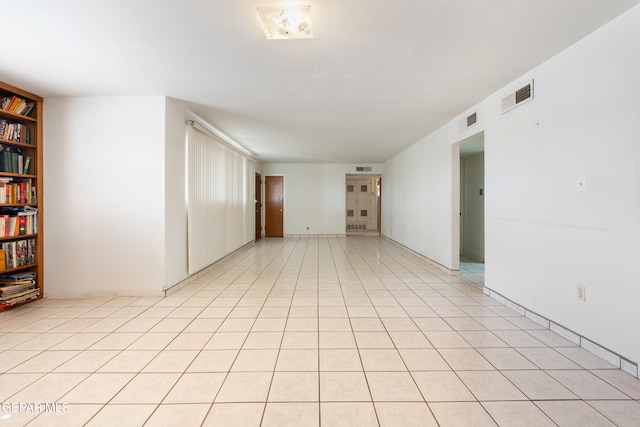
[576,285,586,301]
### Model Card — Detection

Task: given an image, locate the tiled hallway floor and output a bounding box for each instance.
[1,235,640,426]
[459,257,485,288]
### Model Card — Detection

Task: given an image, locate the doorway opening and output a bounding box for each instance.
[456,134,485,287]
[345,174,381,234]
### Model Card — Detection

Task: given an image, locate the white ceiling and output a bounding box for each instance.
[1,0,638,163]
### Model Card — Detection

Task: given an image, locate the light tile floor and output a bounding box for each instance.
[1,235,640,426]
[460,257,485,288]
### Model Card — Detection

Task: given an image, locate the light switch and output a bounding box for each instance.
[577,176,586,192]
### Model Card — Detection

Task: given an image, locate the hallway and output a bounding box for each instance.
[1,235,639,425]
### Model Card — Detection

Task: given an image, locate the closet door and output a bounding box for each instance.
[355,180,372,224]
[346,182,358,228]
[346,179,374,232]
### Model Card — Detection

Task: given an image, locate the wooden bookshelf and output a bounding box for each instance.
[0,81,43,311]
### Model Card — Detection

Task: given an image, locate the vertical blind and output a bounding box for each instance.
[186,123,253,274]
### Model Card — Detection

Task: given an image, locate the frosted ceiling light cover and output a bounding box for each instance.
[257,5,313,40]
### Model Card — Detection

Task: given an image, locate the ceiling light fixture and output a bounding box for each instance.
[256,5,314,40]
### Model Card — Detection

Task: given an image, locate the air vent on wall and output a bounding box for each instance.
[501,80,534,113]
[458,111,478,132]
[356,166,372,172]
[466,112,477,127]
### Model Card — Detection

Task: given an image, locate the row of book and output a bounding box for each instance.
[0,271,38,307]
[0,238,36,270]
[0,178,35,204]
[0,95,36,117]
[0,120,32,144]
[0,145,32,174]
[0,207,38,236]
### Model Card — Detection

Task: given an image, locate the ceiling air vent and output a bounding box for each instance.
[356,166,372,172]
[501,80,534,113]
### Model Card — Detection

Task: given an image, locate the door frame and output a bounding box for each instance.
[255,172,262,241]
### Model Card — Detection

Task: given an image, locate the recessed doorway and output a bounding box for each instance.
[345,174,381,234]
[457,134,485,287]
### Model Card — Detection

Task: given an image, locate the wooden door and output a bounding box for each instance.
[255,172,262,241]
[265,176,284,237]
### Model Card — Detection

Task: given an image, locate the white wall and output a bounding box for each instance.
[44,96,167,297]
[486,5,640,369]
[164,98,190,288]
[382,125,457,270]
[262,163,383,235]
[44,96,260,296]
[384,5,640,368]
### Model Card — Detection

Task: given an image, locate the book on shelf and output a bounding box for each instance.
[0,207,38,236]
[0,281,36,296]
[0,238,35,269]
[0,179,35,204]
[0,271,37,305]
[0,120,31,144]
[16,239,27,266]
[4,241,15,268]
[0,95,35,117]
[0,214,37,237]
[0,287,39,307]
[18,216,25,235]
[27,239,36,264]
[0,270,36,283]
[7,216,16,236]
[0,144,32,174]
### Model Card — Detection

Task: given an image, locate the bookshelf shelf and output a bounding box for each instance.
[1,263,37,273]
[0,81,42,311]
[0,174,37,179]
[0,233,37,241]
[0,139,35,148]
[0,110,37,122]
